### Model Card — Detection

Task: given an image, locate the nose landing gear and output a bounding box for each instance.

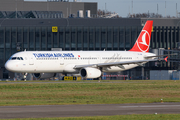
[22,73,28,81]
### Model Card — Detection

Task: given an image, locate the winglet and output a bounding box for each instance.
[164,56,168,62]
[129,20,153,53]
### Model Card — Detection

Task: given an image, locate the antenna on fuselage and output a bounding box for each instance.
[24,49,26,51]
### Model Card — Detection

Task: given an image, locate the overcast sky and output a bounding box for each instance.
[25,0,180,17]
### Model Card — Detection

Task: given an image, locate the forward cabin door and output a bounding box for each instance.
[59,57,64,71]
[60,57,64,66]
[29,53,34,65]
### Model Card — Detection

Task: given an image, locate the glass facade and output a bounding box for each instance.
[0,26,180,78]
[0,26,180,60]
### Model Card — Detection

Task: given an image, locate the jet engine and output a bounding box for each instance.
[80,67,101,79]
[33,73,56,79]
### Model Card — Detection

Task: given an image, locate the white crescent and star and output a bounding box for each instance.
[137,30,150,52]
[139,33,148,46]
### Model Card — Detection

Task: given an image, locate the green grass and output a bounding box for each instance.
[2,114,180,120]
[0,80,180,106]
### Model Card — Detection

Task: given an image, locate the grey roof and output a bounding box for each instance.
[0,18,180,27]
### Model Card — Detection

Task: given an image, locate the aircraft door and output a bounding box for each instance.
[136,54,139,60]
[29,54,34,65]
[60,57,64,66]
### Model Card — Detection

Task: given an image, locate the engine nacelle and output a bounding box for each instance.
[80,67,101,79]
[33,73,56,79]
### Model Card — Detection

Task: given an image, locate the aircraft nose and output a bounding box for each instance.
[5,61,21,72]
[5,61,12,71]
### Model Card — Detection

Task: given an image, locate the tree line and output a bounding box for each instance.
[97,9,176,18]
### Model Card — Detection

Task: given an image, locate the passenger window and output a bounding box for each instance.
[20,57,23,60]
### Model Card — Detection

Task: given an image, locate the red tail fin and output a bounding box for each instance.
[129,20,153,52]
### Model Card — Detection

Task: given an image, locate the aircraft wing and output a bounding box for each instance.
[74,59,158,69]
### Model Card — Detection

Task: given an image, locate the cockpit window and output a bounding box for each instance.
[10,57,24,60]
[11,57,17,60]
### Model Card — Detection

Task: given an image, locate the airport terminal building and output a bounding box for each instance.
[0,0,180,79]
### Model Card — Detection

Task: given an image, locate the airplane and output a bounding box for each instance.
[5,20,163,79]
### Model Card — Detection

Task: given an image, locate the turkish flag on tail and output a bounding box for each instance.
[129,21,153,53]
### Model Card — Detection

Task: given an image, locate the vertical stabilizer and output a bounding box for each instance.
[129,21,153,52]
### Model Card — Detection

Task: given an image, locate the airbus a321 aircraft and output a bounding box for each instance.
[5,21,162,79]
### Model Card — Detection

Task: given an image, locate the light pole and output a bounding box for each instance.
[16,0,17,18]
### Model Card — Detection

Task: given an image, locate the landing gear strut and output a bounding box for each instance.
[98,76,102,82]
[23,73,28,81]
[93,76,102,82]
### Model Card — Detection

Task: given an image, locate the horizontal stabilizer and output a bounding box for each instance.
[144,53,177,59]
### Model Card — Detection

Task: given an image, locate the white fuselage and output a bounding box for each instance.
[5,51,155,74]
